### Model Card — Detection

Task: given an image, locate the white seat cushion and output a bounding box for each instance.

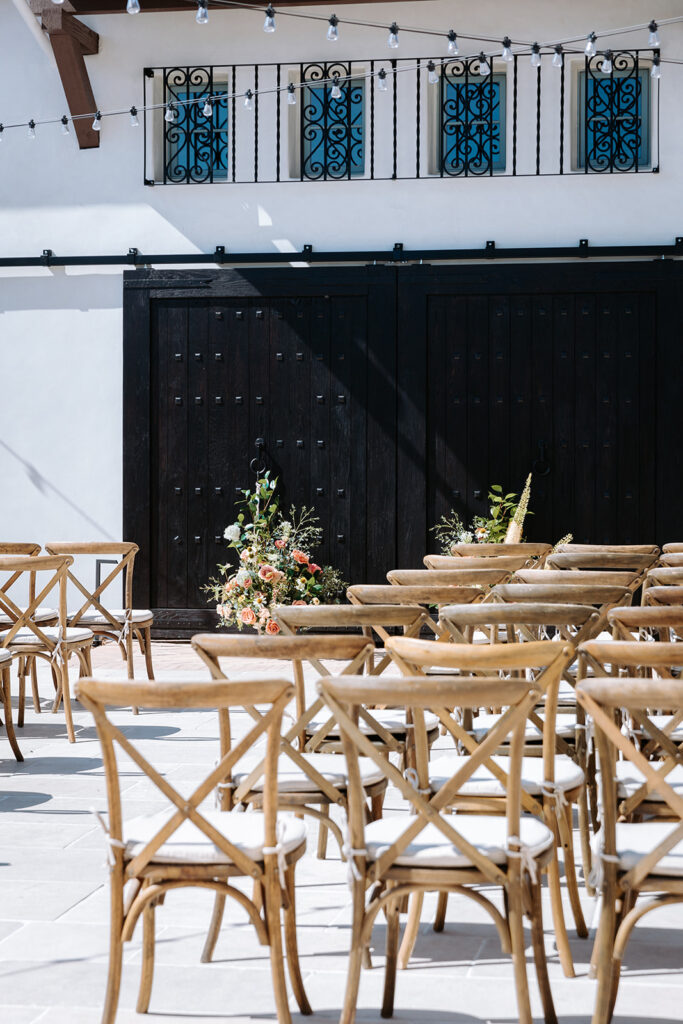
[70,608,153,626]
[233,751,385,793]
[0,649,11,665]
[613,760,683,802]
[0,606,57,626]
[124,810,306,865]
[429,753,584,797]
[472,711,577,742]
[649,715,683,742]
[593,822,683,877]
[306,708,439,738]
[0,626,93,645]
[364,814,553,869]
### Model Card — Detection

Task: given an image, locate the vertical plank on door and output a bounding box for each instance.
[574,294,596,543]
[310,296,331,571]
[638,291,657,540]
[488,295,511,499]
[530,296,553,541]
[616,294,640,543]
[508,296,532,533]
[552,294,576,540]
[163,300,189,609]
[187,301,209,609]
[366,270,397,581]
[466,295,490,525]
[595,294,618,543]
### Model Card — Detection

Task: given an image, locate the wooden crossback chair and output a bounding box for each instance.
[387,567,513,589]
[491,582,632,628]
[576,670,683,1024]
[319,668,558,1024]
[515,568,641,594]
[424,553,530,572]
[643,585,683,608]
[0,555,93,743]
[45,542,154,683]
[663,542,683,555]
[546,550,659,587]
[660,553,683,567]
[76,675,310,1024]
[0,648,21,761]
[642,566,683,604]
[386,636,582,979]
[608,605,683,643]
[449,541,552,565]
[555,544,660,555]
[347,584,485,641]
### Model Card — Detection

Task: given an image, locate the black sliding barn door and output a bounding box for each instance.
[124,261,682,632]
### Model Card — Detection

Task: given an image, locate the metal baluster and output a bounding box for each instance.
[347,61,352,180]
[634,51,639,173]
[512,55,517,176]
[559,53,565,174]
[536,62,541,175]
[299,63,304,182]
[584,56,589,173]
[254,63,259,182]
[209,65,214,185]
[231,65,236,182]
[392,58,397,179]
[415,58,420,178]
[488,59,493,176]
[370,59,375,180]
[464,57,469,177]
[276,63,281,182]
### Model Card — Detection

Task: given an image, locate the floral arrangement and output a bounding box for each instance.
[205,473,346,633]
[431,475,534,553]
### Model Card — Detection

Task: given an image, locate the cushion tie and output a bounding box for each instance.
[588,847,621,891]
[91,807,126,868]
[263,819,287,889]
[404,766,432,798]
[50,626,65,669]
[342,826,367,887]
[575,718,594,757]
[117,609,133,645]
[540,779,569,815]
[505,835,538,885]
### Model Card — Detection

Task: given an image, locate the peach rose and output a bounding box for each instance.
[242,575,252,588]
[265,620,280,635]
[258,564,277,581]
[292,549,309,565]
[240,607,256,625]
[292,599,306,606]
[308,563,322,574]
[274,539,286,549]
[240,549,251,561]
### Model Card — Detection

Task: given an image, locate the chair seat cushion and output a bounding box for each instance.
[364,814,553,869]
[0,649,11,665]
[648,715,683,741]
[472,711,577,742]
[306,709,439,739]
[593,822,683,877]
[429,753,584,797]
[124,810,306,865]
[233,751,385,793]
[0,606,57,626]
[70,608,153,626]
[0,626,93,645]
[612,760,683,801]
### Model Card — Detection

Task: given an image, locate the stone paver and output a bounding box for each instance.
[0,641,681,1023]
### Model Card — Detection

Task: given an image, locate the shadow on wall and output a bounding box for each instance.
[0,268,123,312]
[0,439,116,539]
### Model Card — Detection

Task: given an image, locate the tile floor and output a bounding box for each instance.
[0,641,681,1024]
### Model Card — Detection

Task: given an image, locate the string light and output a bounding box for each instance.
[327,14,339,42]
[502,37,513,62]
[244,89,254,109]
[387,22,399,49]
[203,97,213,117]
[51,0,65,5]
[28,120,36,140]
[447,30,459,56]
[61,115,70,135]
[648,20,660,47]
[263,5,276,33]
[585,32,597,57]
[427,60,439,85]
[92,111,102,131]
[129,106,139,127]
[330,74,342,99]
[287,82,297,105]
[652,52,662,78]
[377,67,388,91]
[552,44,563,68]
[479,52,491,76]
[601,49,613,73]
[196,1,208,25]
[0,125,4,142]
[164,103,176,122]
[126,0,140,12]
[530,42,541,68]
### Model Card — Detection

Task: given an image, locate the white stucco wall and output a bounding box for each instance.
[1,0,681,544]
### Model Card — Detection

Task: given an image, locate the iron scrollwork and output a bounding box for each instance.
[583,51,647,172]
[440,55,502,176]
[164,66,229,184]
[300,62,364,180]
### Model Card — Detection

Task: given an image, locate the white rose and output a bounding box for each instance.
[224,524,241,542]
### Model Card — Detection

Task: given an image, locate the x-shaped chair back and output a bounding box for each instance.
[45,542,137,633]
[191,633,378,810]
[387,568,513,589]
[576,671,683,892]
[273,602,430,677]
[449,542,551,566]
[424,554,530,572]
[384,637,574,818]
[0,555,70,651]
[347,584,485,641]
[0,544,42,616]
[491,583,632,637]
[320,669,547,888]
[76,676,292,883]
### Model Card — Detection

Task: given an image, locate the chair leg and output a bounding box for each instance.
[371,791,385,821]
[126,630,135,680]
[546,843,575,977]
[317,804,330,860]
[30,658,41,714]
[264,871,292,1024]
[528,878,557,1024]
[143,626,155,680]
[341,881,366,1024]
[578,784,595,897]
[381,890,400,1019]
[284,865,312,1015]
[433,891,448,932]
[60,658,76,744]
[397,891,423,970]
[591,884,618,1024]
[560,802,588,938]
[102,883,125,1024]
[1,667,23,762]
[136,901,156,1013]
[201,892,226,963]
[17,659,25,728]
[507,881,533,1024]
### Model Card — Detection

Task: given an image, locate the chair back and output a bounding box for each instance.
[44,541,139,631]
[646,567,683,588]
[660,554,683,568]
[0,543,42,610]
[515,568,639,589]
[76,676,293,882]
[663,543,683,555]
[387,568,511,587]
[546,551,658,578]
[644,586,683,607]
[439,601,599,646]
[608,605,683,641]
[555,543,659,556]
[449,542,551,564]
[319,671,544,888]
[347,584,485,639]
[0,554,71,650]
[424,554,529,572]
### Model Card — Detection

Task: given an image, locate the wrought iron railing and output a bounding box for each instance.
[143,49,660,185]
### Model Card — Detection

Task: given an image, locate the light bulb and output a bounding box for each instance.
[126,0,140,12]
[61,115,70,135]
[479,52,490,76]
[164,103,176,122]
[92,112,102,131]
[244,90,254,110]
[130,106,139,127]
[601,50,613,74]
[530,43,541,68]
[651,55,662,79]
[0,126,4,142]
[51,0,65,5]
[427,61,439,85]
[648,20,660,47]
[28,120,36,139]
[387,22,399,49]
[330,75,342,100]
[196,1,208,25]
[327,14,339,42]
[502,36,513,62]
[203,98,212,117]
[287,83,297,105]
[263,5,275,33]
[447,30,458,56]
[552,45,563,68]
[377,68,388,91]
[585,32,597,57]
